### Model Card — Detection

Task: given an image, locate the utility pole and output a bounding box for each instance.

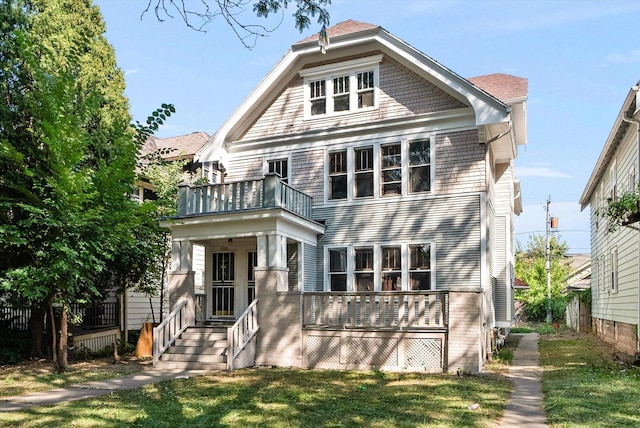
[546,196,552,323]
[545,196,558,324]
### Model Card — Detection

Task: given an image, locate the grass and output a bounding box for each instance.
[539,330,640,428]
[0,356,149,398]
[0,368,512,427]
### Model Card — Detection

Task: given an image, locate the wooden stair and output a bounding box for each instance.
[155,327,228,370]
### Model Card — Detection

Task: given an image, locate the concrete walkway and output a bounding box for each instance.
[0,368,211,412]
[499,333,548,427]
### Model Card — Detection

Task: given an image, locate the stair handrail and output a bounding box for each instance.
[153,299,189,367]
[227,298,259,370]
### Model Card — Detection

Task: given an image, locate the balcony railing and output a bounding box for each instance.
[302,291,448,330]
[176,173,313,220]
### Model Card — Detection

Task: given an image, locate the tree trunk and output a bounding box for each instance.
[49,303,57,367]
[28,303,46,359]
[56,306,68,372]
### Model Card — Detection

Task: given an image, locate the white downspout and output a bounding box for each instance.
[621,82,640,350]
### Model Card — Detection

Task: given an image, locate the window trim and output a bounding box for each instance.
[324,136,434,203]
[610,246,618,294]
[300,55,382,119]
[264,157,291,184]
[323,242,435,292]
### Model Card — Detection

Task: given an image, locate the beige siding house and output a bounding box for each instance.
[580,82,640,358]
[156,20,528,373]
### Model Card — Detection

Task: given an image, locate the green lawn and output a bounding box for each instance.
[540,331,640,428]
[0,368,511,427]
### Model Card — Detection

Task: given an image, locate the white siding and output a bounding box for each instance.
[590,119,639,325]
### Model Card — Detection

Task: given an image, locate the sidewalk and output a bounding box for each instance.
[0,368,212,412]
[499,333,549,427]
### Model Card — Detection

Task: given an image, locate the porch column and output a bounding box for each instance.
[447,288,483,373]
[255,232,301,367]
[257,233,288,292]
[168,240,196,326]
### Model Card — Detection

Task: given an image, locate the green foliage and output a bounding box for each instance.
[253,0,331,32]
[510,327,533,333]
[515,234,571,322]
[595,183,640,233]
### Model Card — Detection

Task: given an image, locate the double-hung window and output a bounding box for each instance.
[329,247,347,291]
[300,55,382,119]
[381,246,402,291]
[355,146,374,198]
[381,144,402,196]
[409,140,431,193]
[310,80,326,116]
[357,71,375,108]
[409,244,431,290]
[333,76,350,112]
[267,158,288,184]
[610,246,618,293]
[329,151,347,200]
[355,247,374,291]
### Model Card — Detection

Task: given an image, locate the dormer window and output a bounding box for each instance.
[300,55,382,119]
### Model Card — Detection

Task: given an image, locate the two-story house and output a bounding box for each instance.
[155,20,528,373]
[580,82,640,359]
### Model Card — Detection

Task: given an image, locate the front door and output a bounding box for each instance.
[212,252,234,317]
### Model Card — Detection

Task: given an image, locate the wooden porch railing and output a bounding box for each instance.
[176,173,313,220]
[302,291,448,330]
[227,299,259,370]
[153,300,189,367]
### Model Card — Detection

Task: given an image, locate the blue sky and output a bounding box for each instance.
[96,0,640,255]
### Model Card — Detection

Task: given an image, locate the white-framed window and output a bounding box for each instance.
[328,150,347,200]
[300,55,382,119]
[381,143,402,196]
[354,247,374,291]
[629,165,637,191]
[325,136,433,203]
[599,256,605,291]
[409,244,431,290]
[381,246,402,291]
[610,158,617,200]
[328,247,347,291]
[409,140,431,193]
[610,246,618,293]
[266,158,289,184]
[354,146,374,198]
[324,242,435,291]
[309,79,326,115]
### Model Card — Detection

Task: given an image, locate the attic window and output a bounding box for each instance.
[300,55,382,119]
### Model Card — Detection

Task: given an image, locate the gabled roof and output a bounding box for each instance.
[295,20,378,44]
[143,132,210,161]
[197,20,521,162]
[468,74,528,103]
[580,82,640,209]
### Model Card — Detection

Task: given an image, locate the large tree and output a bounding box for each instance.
[515,234,572,322]
[0,0,136,370]
[143,0,331,48]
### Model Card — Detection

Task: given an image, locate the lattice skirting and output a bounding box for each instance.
[304,332,444,372]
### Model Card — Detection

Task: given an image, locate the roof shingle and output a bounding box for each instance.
[468,73,528,102]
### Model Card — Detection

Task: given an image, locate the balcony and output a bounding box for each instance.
[176,173,313,220]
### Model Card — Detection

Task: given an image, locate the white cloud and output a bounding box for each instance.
[605,50,640,64]
[124,69,140,76]
[516,167,571,179]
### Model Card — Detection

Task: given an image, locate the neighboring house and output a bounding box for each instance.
[109,132,210,336]
[563,254,591,333]
[158,20,528,373]
[580,82,640,358]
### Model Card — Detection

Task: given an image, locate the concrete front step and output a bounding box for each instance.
[157,326,230,371]
[180,329,227,341]
[174,339,228,348]
[154,360,227,371]
[168,345,228,356]
[161,353,226,363]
